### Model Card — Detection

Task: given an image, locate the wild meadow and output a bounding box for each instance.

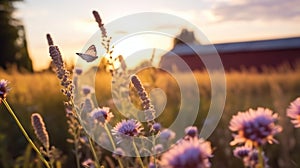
[0,10,300,168]
[1,65,300,167]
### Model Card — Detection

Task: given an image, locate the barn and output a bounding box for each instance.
[159,37,300,72]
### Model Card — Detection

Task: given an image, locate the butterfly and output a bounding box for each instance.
[76,45,98,62]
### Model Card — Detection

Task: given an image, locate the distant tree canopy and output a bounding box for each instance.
[0,0,33,72]
[173,28,200,47]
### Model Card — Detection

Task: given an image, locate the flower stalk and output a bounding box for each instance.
[2,99,51,168]
[257,146,264,168]
[104,123,124,168]
[88,137,101,168]
[132,140,145,168]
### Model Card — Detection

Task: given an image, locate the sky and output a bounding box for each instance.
[14,0,300,71]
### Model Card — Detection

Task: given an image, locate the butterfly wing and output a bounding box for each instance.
[85,45,97,56]
[76,53,98,62]
[76,45,98,62]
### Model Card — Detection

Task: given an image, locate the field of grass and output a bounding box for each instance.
[0,67,300,168]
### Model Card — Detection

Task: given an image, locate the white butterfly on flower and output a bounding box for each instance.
[76,45,98,62]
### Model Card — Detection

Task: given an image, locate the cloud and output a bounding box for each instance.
[212,0,300,21]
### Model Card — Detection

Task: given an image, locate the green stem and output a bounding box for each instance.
[74,132,81,168]
[132,140,145,168]
[104,123,116,149]
[151,133,157,165]
[2,99,51,168]
[88,137,101,168]
[257,146,264,168]
[104,123,124,168]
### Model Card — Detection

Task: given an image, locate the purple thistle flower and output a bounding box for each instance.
[153,144,164,154]
[160,138,213,168]
[90,107,113,125]
[244,148,269,168]
[112,119,143,143]
[229,107,282,147]
[233,146,251,159]
[82,85,94,96]
[233,146,269,167]
[74,68,83,75]
[185,126,198,138]
[286,97,300,128]
[159,129,176,142]
[0,79,9,102]
[152,122,161,132]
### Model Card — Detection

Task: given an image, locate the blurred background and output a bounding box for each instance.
[0,0,300,167]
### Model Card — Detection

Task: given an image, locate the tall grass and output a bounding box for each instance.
[0,66,300,167]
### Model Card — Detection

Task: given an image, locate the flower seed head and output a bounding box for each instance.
[46,33,54,46]
[92,10,104,27]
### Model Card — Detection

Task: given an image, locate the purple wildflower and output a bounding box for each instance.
[159,129,176,142]
[149,162,156,168]
[152,122,161,132]
[82,85,94,96]
[0,79,9,102]
[160,138,213,168]
[229,107,282,147]
[47,34,73,100]
[74,68,83,75]
[185,126,198,138]
[90,107,113,125]
[31,113,50,149]
[112,147,125,159]
[286,97,300,128]
[131,75,156,122]
[153,144,164,154]
[233,146,251,159]
[112,119,143,143]
[244,149,269,168]
[92,10,106,38]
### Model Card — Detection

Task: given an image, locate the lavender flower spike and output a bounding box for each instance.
[131,75,156,122]
[31,113,50,149]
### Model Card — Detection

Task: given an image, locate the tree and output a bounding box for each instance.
[173,28,200,47]
[0,0,33,72]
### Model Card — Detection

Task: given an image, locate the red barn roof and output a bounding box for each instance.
[159,37,300,71]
